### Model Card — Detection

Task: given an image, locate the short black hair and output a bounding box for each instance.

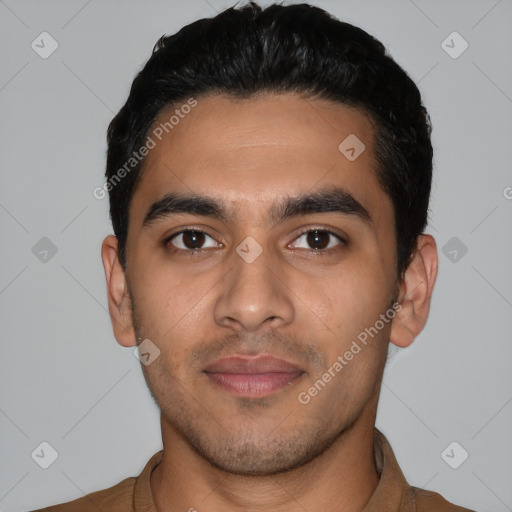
[105,1,433,276]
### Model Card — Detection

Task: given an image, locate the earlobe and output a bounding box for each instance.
[390,235,438,348]
[101,235,137,347]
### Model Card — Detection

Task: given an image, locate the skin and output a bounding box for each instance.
[101,93,438,512]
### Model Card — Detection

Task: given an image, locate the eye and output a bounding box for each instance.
[289,229,345,252]
[166,230,221,252]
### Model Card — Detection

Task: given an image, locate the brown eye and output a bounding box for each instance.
[290,229,345,252]
[167,230,220,251]
[306,230,330,250]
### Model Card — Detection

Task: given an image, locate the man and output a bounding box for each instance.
[33,2,476,511]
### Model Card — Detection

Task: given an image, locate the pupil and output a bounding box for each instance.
[307,230,328,250]
[184,230,204,249]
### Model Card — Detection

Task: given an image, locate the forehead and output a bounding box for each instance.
[130,93,390,227]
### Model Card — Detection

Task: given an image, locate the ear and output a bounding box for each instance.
[101,235,137,347]
[390,234,438,348]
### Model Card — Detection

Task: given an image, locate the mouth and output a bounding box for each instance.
[202,355,305,398]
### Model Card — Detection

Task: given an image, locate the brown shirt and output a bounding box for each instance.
[31,429,475,512]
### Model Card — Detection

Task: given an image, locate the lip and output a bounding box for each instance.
[203,355,304,398]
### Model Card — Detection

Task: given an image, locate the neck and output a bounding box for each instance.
[151,409,380,512]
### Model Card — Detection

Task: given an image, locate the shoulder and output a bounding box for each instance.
[411,486,477,512]
[29,450,163,511]
[28,476,136,511]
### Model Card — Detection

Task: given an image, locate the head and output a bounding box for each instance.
[101,2,438,476]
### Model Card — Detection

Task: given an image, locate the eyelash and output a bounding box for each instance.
[163,226,347,256]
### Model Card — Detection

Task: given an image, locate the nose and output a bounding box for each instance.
[213,241,295,333]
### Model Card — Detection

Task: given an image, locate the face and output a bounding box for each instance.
[122,93,399,475]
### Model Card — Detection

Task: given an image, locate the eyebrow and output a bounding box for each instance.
[142,185,372,228]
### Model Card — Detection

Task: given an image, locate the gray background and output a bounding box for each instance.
[1,0,511,510]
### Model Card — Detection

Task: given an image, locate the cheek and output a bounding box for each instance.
[305,265,394,371]
[130,262,210,328]
[321,266,390,324]
[129,271,216,376]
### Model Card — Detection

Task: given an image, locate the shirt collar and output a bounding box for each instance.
[362,428,416,511]
[133,449,162,511]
